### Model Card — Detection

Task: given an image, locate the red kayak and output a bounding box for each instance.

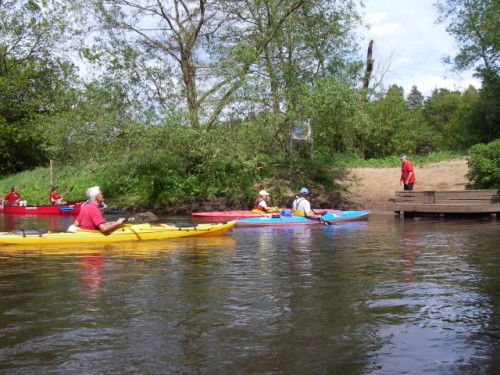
[0,201,83,215]
[192,209,340,219]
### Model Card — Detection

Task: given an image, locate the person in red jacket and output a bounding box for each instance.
[2,186,27,206]
[70,186,124,233]
[400,153,416,190]
[49,186,66,205]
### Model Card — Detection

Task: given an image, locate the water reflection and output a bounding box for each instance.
[402,226,420,282]
[0,213,76,232]
[78,253,105,310]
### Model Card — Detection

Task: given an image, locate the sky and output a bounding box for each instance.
[360,0,481,97]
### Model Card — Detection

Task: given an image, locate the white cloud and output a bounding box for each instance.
[360,0,481,97]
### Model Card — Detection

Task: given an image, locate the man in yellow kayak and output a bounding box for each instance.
[69,186,125,233]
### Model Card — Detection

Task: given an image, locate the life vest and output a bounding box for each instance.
[254,197,266,210]
[252,197,280,213]
[292,197,307,216]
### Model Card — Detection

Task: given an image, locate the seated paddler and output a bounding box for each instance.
[292,187,323,220]
[252,189,279,213]
[49,186,66,205]
[69,186,125,233]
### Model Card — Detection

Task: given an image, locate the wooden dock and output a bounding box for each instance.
[390,190,500,217]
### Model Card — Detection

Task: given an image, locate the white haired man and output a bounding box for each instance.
[72,186,125,233]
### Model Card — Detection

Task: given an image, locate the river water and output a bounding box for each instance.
[0,213,499,374]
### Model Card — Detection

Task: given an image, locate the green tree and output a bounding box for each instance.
[83,0,308,129]
[436,0,499,143]
[0,57,77,173]
[0,0,81,173]
[436,0,499,76]
[38,80,142,165]
[214,0,363,155]
[297,78,366,157]
[363,85,429,158]
[470,72,500,143]
[424,87,484,150]
[466,139,500,188]
[407,85,424,110]
[424,88,465,150]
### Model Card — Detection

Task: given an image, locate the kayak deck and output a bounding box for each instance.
[0,221,236,245]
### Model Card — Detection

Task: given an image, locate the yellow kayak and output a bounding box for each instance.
[0,221,235,245]
[0,234,237,255]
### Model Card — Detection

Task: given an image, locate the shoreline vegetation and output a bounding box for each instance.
[0,155,469,215]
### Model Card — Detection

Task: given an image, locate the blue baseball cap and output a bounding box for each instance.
[399,153,407,159]
[299,187,309,195]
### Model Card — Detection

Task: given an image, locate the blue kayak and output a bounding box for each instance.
[235,210,371,227]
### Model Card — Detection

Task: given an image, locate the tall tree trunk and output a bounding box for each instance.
[180,46,200,128]
[264,48,281,114]
[362,39,374,101]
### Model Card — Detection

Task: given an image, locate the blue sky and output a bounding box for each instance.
[359,0,481,97]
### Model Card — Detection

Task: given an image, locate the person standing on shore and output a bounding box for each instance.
[400,153,416,191]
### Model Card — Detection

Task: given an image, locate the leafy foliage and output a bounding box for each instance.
[435,0,499,147]
[298,78,367,156]
[466,139,500,189]
[0,58,71,173]
[436,0,499,75]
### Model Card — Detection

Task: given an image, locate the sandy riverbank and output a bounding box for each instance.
[339,158,470,213]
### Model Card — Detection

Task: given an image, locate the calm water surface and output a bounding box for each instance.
[0,214,499,374]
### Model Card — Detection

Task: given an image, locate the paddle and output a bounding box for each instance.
[104,209,130,215]
[56,187,72,204]
[308,207,331,225]
[66,211,159,233]
[318,216,331,226]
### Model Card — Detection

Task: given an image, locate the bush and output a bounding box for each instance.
[466,139,500,189]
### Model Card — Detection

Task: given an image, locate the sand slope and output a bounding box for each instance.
[340,158,469,212]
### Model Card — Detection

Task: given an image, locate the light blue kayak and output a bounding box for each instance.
[235,210,371,227]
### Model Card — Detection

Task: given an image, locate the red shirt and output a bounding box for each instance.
[49,192,61,204]
[3,192,20,206]
[76,203,106,230]
[401,160,416,184]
